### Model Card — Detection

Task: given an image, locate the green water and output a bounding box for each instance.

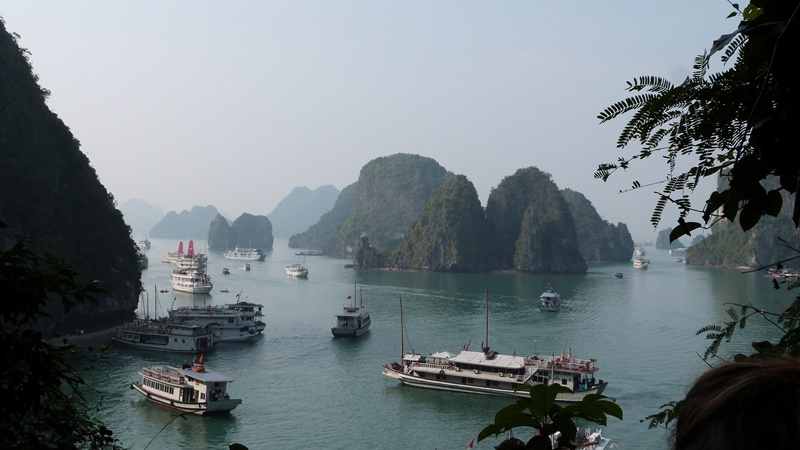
[79,239,793,449]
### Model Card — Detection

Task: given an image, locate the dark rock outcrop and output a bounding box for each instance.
[560,189,634,262]
[207,213,274,250]
[486,168,586,274]
[0,22,140,333]
[390,175,491,272]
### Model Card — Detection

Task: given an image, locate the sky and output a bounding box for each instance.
[2,1,738,241]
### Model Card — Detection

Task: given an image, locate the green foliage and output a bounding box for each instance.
[560,189,634,263]
[333,154,452,251]
[0,222,121,449]
[597,0,800,240]
[479,384,622,450]
[391,175,492,271]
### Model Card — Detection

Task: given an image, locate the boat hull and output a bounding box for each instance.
[382,366,606,403]
[331,325,370,337]
[131,383,241,415]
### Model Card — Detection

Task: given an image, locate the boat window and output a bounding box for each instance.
[561,379,568,385]
[462,377,467,384]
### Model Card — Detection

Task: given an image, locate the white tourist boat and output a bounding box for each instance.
[226,301,267,334]
[669,247,686,257]
[633,257,650,270]
[168,301,265,342]
[113,319,215,353]
[332,285,371,337]
[382,288,608,403]
[635,246,646,257]
[171,266,213,294]
[174,253,208,269]
[539,284,560,312]
[286,263,308,278]
[130,359,242,415]
[223,246,265,261]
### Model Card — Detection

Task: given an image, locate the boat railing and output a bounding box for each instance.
[527,357,597,373]
[411,362,457,371]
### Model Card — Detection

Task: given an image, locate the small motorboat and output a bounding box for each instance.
[159,289,169,293]
[245,263,251,271]
[220,289,229,293]
[613,273,623,278]
[222,267,230,275]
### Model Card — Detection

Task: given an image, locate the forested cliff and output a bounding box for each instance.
[561,189,634,262]
[0,21,140,333]
[291,155,628,274]
[207,213,274,250]
[686,179,798,267]
[486,168,587,274]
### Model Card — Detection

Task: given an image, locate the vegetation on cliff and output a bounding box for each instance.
[390,175,491,272]
[0,20,140,332]
[560,189,634,262]
[327,154,453,253]
[289,182,358,251]
[486,168,587,274]
[0,226,122,448]
[207,213,274,250]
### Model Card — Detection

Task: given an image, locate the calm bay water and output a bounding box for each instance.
[81,238,794,449]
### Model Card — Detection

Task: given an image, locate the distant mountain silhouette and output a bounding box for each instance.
[268,185,340,238]
[120,199,164,238]
[150,205,221,239]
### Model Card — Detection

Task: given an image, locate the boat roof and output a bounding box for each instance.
[336,307,368,318]
[449,350,526,369]
[178,365,236,383]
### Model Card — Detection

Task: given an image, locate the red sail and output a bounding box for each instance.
[188,240,195,255]
[178,241,184,255]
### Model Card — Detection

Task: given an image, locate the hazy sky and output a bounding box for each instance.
[2,2,737,241]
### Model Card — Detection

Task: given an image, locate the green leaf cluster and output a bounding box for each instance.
[479,384,622,450]
[0,221,121,449]
[597,0,800,240]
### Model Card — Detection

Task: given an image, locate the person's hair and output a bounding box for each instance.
[673,357,800,450]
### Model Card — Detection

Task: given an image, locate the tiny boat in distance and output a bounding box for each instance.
[539,284,560,312]
[130,359,242,415]
[286,263,308,278]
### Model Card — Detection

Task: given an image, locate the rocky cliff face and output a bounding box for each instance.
[560,189,634,262]
[486,168,586,274]
[289,182,358,251]
[390,175,491,272]
[208,213,274,250]
[329,153,453,253]
[0,22,140,333]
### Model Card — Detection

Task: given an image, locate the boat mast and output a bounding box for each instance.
[485,284,489,352]
[400,295,404,359]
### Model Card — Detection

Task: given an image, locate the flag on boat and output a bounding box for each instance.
[467,436,475,449]
[236,292,241,299]
[347,296,352,299]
